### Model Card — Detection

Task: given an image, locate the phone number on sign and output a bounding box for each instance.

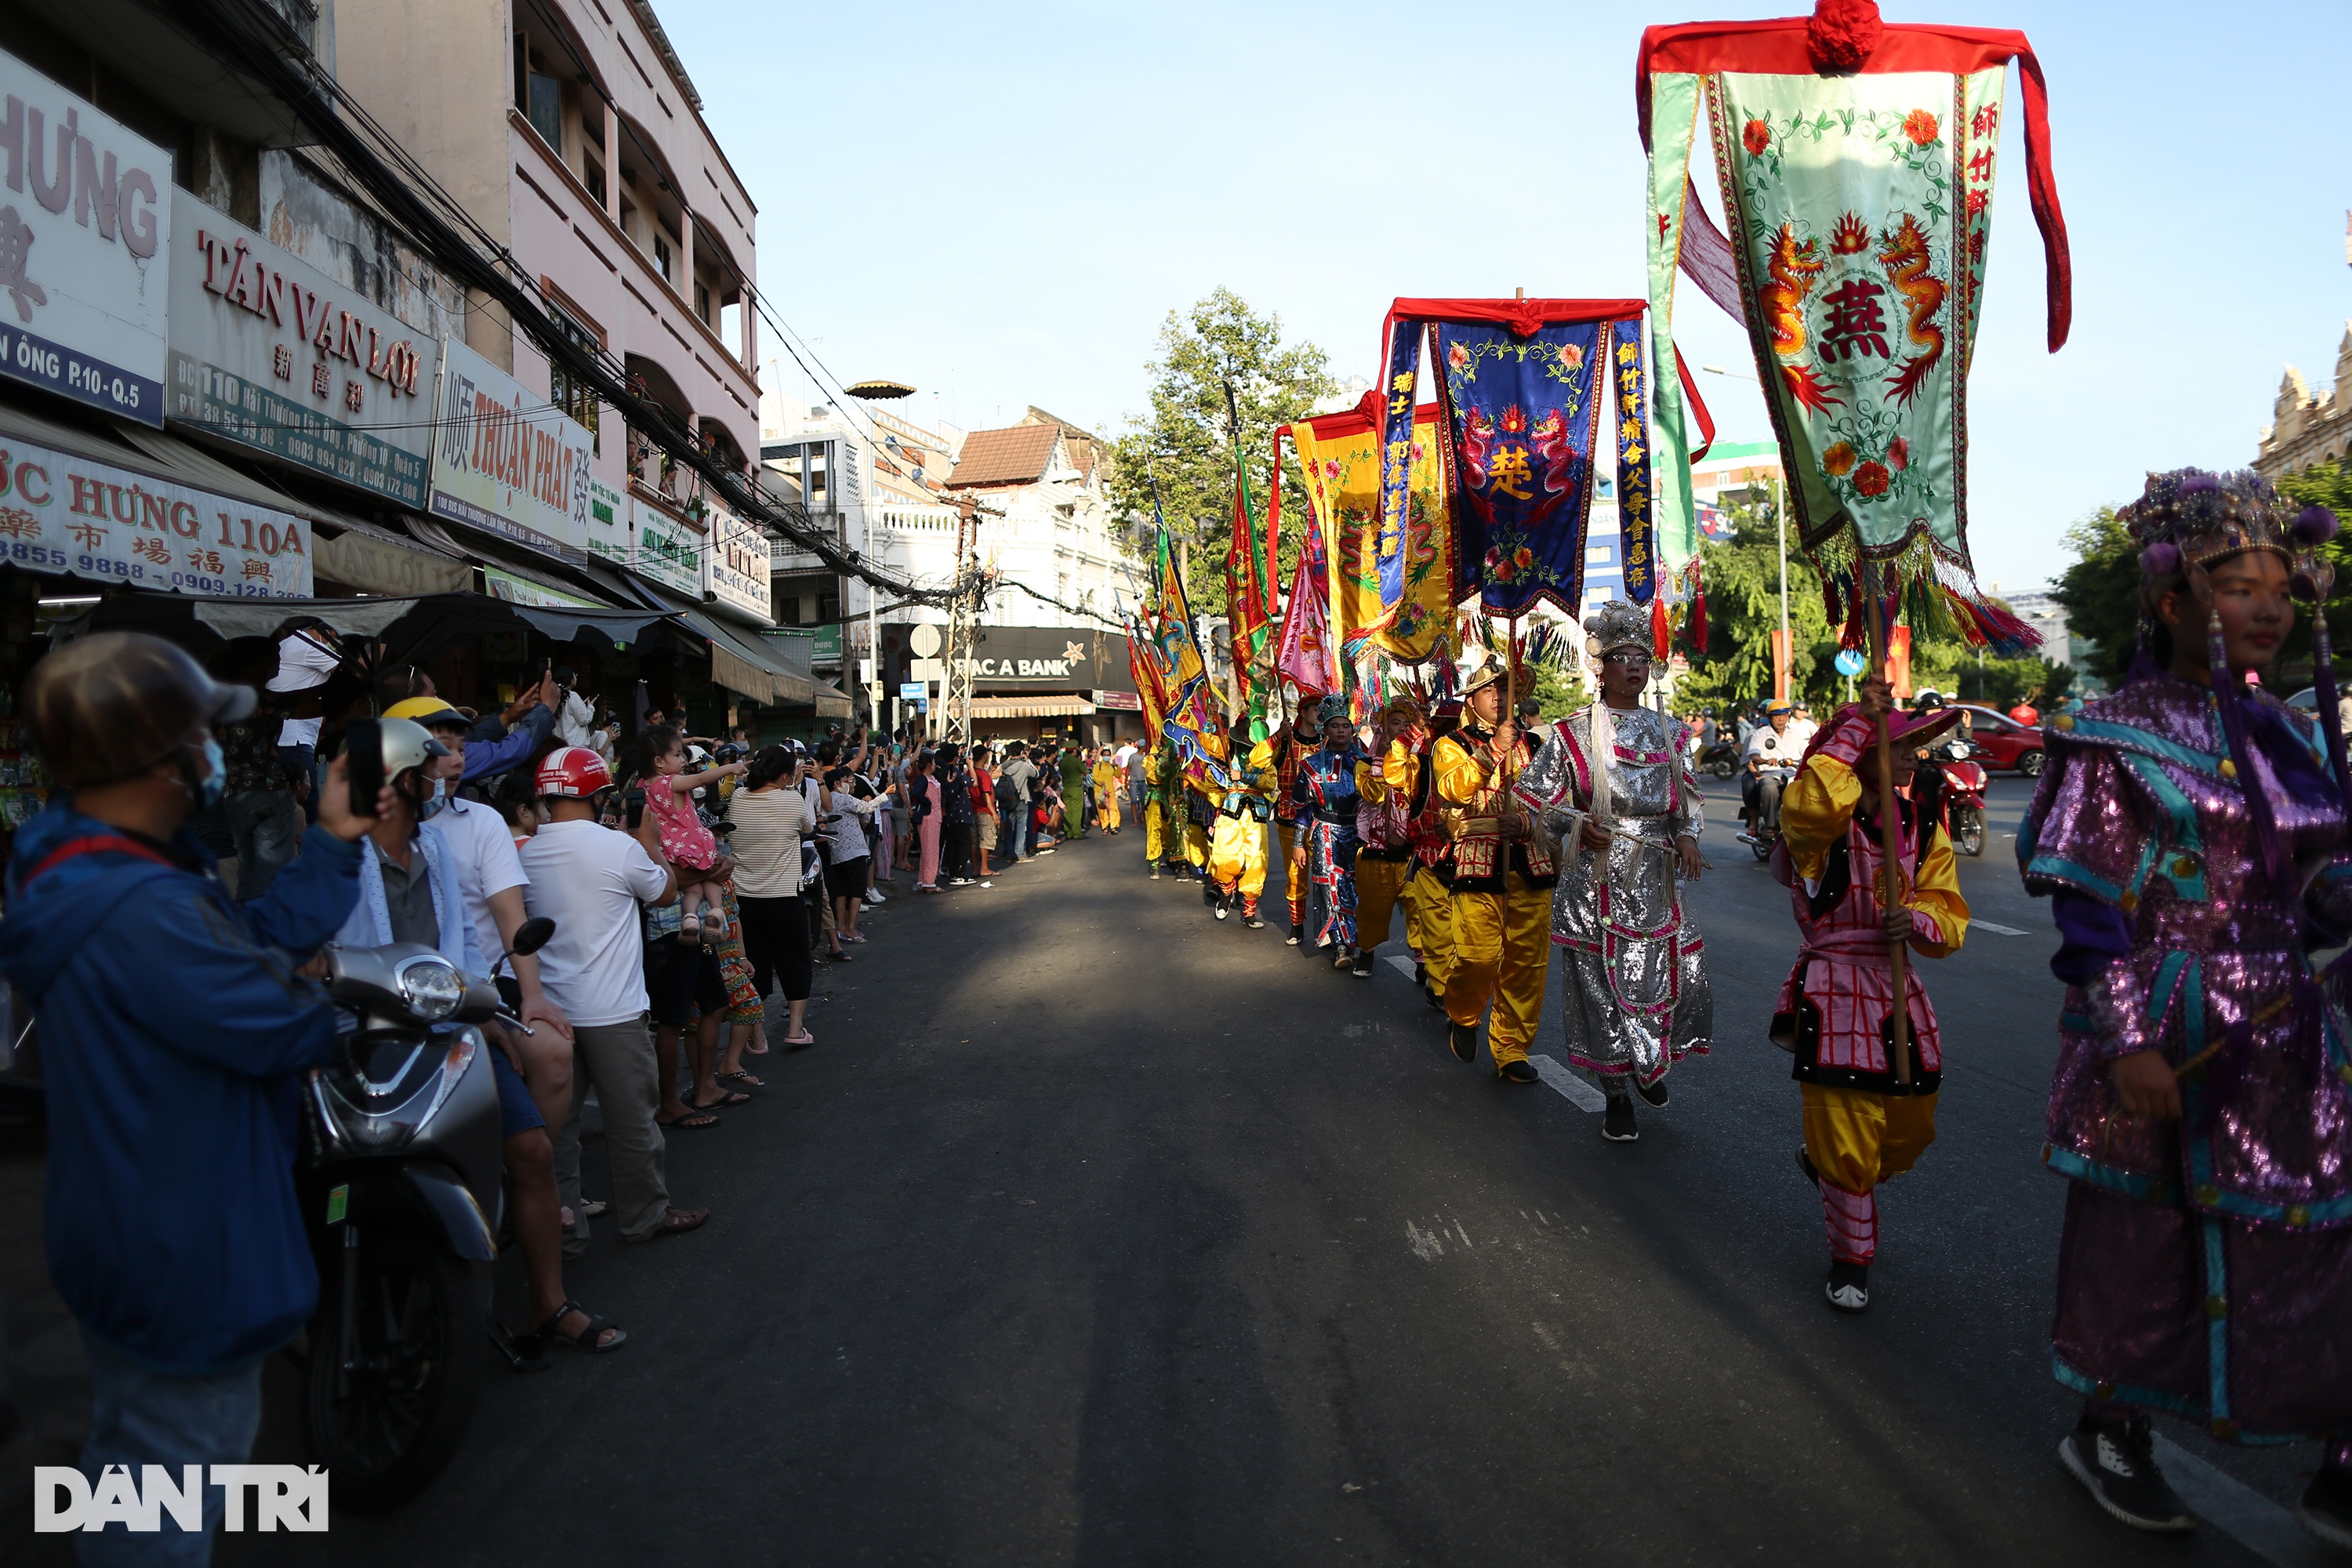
[0,538,292,597]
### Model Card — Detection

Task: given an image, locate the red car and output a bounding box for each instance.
[1953,704,2045,776]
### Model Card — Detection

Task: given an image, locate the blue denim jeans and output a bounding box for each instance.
[78,1327,263,1565]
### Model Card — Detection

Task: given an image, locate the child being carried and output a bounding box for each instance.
[643,723,746,944]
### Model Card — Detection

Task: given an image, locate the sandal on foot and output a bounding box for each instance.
[537,1298,627,1352]
[628,1205,710,1240]
[691,1089,753,1109]
[581,1199,610,1219]
[718,1069,764,1089]
[782,1031,817,1051]
[659,1109,720,1131]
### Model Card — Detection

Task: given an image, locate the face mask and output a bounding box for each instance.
[419,775,450,820]
[185,736,227,810]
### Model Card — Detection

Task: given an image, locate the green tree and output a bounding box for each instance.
[1105,289,1338,618]
[2050,506,2140,688]
[1527,661,1591,719]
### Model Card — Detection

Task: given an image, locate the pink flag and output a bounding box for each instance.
[1273,512,1334,696]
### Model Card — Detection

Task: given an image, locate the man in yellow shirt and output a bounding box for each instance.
[1771,677,1968,1314]
[1434,655,1555,1081]
[1091,746,1123,835]
[1207,729,1278,927]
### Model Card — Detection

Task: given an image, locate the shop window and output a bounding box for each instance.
[583,158,606,208]
[695,280,711,323]
[547,306,602,456]
[654,233,673,281]
[818,592,841,623]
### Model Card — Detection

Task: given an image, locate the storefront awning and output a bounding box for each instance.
[628,584,847,712]
[967,696,1096,718]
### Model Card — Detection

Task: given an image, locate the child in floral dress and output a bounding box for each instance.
[644,725,746,943]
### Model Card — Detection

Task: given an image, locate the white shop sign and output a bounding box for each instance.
[165,187,437,506]
[0,51,172,423]
[702,497,771,623]
[630,497,702,599]
[0,434,311,596]
[426,336,593,554]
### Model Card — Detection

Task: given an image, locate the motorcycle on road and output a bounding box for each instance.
[292,916,554,1512]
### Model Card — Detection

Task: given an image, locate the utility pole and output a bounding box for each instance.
[944,493,979,745]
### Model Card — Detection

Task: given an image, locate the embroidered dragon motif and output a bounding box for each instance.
[1876,212,1946,408]
[1758,224,1840,412]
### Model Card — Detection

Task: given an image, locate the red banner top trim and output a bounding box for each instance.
[1279,394,1444,445]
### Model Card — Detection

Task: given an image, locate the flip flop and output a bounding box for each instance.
[659,1109,720,1130]
[781,1032,816,1051]
[718,1070,764,1089]
[691,1090,753,1109]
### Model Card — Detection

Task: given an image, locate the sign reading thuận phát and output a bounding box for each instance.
[1639,7,2071,649]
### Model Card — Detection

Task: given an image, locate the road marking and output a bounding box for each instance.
[1530,1053,1607,1112]
[1385,953,1417,980]
[1972,919,2033,936]
[2150,1434,2334,1567]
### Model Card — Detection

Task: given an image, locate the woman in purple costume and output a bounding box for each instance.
[2023,468,2352,1546]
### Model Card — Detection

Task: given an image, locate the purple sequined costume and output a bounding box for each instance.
[2023,674,2352,1443]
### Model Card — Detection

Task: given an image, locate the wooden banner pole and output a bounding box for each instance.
[1862,561,1913,1088]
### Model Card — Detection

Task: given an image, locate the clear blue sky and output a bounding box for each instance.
[667,0,2352,593]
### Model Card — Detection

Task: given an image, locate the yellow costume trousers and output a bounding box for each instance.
[1208,814,1268,899]
[1443,873,1551,1061]
[1355,855,1411,949]
[1802,1085,1937,1192]
[1276,821,1304,920]
[1185,820,1209,869]
[1405,867,1453,989]
[1144,801,1167,863]
[1101,797,1121,832]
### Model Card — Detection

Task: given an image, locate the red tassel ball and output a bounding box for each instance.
[1807,0,1884,74]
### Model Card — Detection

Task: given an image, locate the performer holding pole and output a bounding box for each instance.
[1434,650,1554,1080]
[1772,673,1966,1312]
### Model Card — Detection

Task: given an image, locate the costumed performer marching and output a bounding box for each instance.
[1772,676,1967,1313]
[1516,600,1712,1143]
[1434,651,1553,1082]
[1143,738,1176,877]
[2023,469,2352,1548]
[1351,695,1425,981]
[1273,700,1319,945]
[1290,695,1367,970]
[1207,724,1277,927]
[1399,698,1461,1012]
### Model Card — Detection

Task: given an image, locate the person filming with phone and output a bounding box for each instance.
[0,632,394,1556]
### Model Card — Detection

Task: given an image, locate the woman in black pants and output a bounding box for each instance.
[728,746,817,1047]
[936,743,978,885]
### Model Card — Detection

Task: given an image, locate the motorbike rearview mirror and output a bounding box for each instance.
[509,917,557,957]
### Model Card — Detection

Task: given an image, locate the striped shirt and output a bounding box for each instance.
[728,786,812,898]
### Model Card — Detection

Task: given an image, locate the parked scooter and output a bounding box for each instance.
[1698,739,1740,779]
[292,916,554,1512]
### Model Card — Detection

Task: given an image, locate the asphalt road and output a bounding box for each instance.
[139,777,2335,1564]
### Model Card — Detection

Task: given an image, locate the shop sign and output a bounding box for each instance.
[427,336,592,554]
[630,496,702,598]
[580,472,627,568]
[702,496,771,622]
[483,565,598,608]
[0,53,172,423]
[1093,689,1142,711]
[960,626,1134,690]
[0,434,311,596]
[165,188,437,506]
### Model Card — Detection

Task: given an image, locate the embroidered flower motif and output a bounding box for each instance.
[1559,343,1584,372]
[1742,118,1770,156]
[1514,546,1535,568]
[1903,110,1940,147]
[1822,441,1857,478]
[1447,342,1472,373]
[1323,459,1341,480]
[1886,437,1909,472]
[1854,461,1892,498]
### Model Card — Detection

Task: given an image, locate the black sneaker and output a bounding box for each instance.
[1602,1096,1639,1142]
[1351,950,1374,978]
[1202,881,1217,908]
[1449,1021,1479,1063]
[1287,924,1304,946]
[2299,1465,2352,1549]
[1243,912,1265,930]
[1413,961,1427,989]
[1425,984,1446,1012]
[1213,895,1230,922]
[1149,866,1161,880]
[1635,1076,1670,1109]
[2058,1412,2194,1532]
[1825,1261,1871,1313]
[1498,1059,1539,1084]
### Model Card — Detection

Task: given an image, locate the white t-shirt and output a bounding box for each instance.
[518,818,671,1027]
[423,795,527,976]
[1744,724,1803,768]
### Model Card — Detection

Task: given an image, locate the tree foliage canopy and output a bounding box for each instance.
[1104,289,1337,619]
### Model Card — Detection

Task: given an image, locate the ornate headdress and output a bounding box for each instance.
[1583,599,1652,661]
[2122,466,2346,892]
[1316,692,1352,728]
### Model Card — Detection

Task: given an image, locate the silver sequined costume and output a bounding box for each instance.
[1515,703,1713,1091]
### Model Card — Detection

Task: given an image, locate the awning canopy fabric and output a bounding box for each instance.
[71,590,680,660]
[631,586,848,712]
[967,696,1095,718]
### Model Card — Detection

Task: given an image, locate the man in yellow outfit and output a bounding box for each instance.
[1207,726,1278,927]
[1397,699,1460,1011]
[1353,695,1425,981]
[1771,676,1968,1314]
[1435,655,1554,1081]
[1091,746,1123,835]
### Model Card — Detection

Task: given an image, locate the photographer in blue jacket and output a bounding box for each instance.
[0,632,389,1560]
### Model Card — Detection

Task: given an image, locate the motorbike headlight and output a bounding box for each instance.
[395,956,464,1022]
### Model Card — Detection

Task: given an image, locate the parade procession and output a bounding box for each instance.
[9,0,2352,1563]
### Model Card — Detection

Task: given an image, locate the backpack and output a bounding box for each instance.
[994,771,1020,815]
